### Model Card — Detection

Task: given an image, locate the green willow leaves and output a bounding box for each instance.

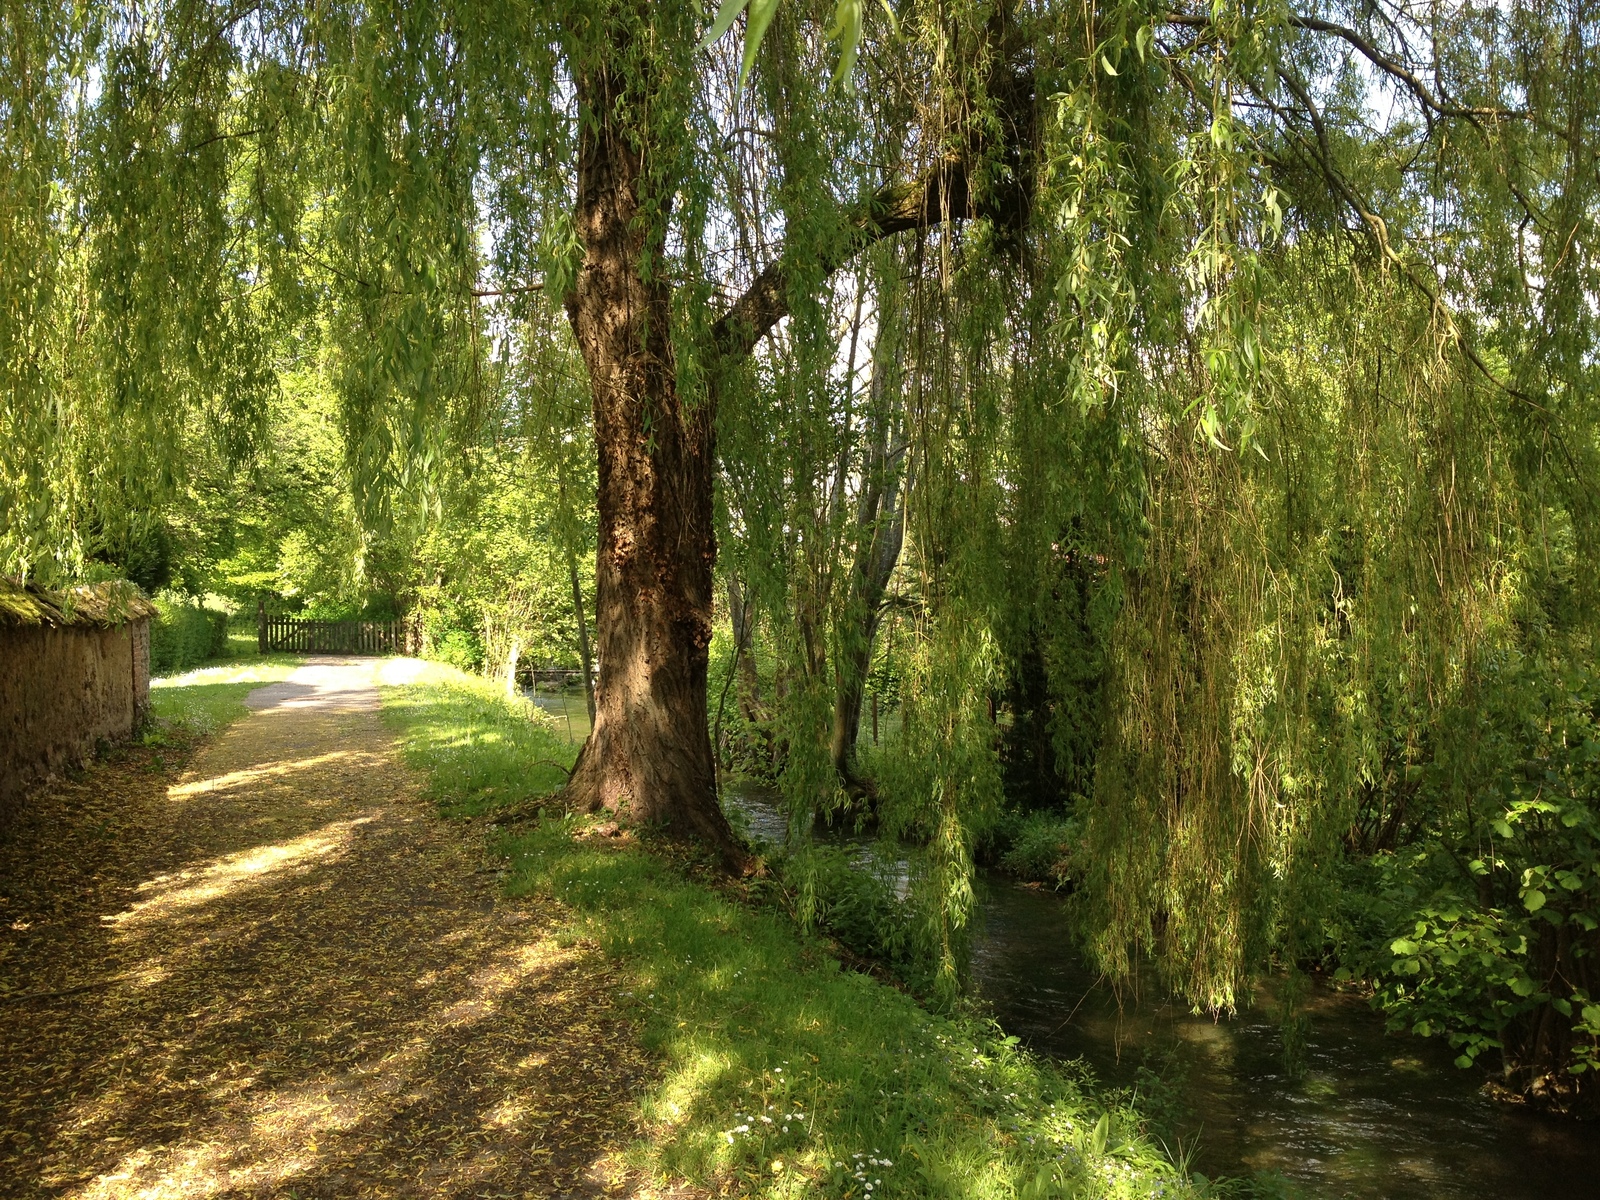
[2,0,1597,1060]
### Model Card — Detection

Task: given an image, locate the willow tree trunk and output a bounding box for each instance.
[556,8,980,866]
[562,54,739,863]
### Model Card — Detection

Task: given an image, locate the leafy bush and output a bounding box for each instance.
[414,598,485,673]
[1330,652,1600,1108]
[997,809,1079,885]
[778,845,916,972]
[431,627,484,672]
[149,597,230,676]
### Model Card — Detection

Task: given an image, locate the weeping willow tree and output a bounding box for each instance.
[3,0,1597,1012]
[702,0,1600,1007]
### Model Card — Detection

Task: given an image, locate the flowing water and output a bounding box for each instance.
[725,784,1600,1198]
[972,876,1599,1198]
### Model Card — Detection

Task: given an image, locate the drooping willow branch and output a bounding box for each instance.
[1266,64,1556,419]
[1155,6,1568,426]
[1164,11,1530,125]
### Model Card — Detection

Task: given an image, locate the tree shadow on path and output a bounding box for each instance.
[0,659,659,1199]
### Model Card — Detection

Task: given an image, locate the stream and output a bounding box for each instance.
[725,784,1600,1198]
[523,687,591,745]
[974,876,1598,1198]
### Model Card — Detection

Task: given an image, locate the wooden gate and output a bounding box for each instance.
[257,611,407,655]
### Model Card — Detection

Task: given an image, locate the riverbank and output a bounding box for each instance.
[379,666,1197,1200]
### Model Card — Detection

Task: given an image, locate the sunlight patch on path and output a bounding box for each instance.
[69,937,585,1200]
[103,817,374,929]
[164,751,368,799]
[1,658,653,1200]
[151,661,299,691]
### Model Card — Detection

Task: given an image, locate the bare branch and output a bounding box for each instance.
[1167,12,1526,123]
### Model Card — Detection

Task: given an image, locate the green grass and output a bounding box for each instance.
[222,629,264,659]
[147,656,303,738]
[381,668,575,816]
[379,669,1203,1200]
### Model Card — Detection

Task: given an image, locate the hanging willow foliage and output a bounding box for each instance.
[2,0,1596,1010]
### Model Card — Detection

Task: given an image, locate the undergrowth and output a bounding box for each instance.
[379,668,1215,1200]
[994,811,1079,887]
[776,844,922,983]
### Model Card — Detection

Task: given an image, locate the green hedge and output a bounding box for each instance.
[149,599,230,676]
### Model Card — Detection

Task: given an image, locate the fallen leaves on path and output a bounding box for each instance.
[0,662,659,1200]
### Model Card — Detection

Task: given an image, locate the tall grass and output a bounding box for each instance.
[379,669,1203,1200]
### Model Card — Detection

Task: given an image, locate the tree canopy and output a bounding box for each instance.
[5,0,1600,1090]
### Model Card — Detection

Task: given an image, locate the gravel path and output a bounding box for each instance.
[0,659,649,1199]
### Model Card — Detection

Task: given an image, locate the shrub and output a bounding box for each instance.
[432,627,484,673]
[997,809,1078,886]
[778,845,916,972]
[414,599,485,673]
[1328,653,1600,1109]
[149,597,230,676]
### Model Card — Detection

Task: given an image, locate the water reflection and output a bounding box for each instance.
[722,783,1600,1197]
[972,876,1600,1199]
[521,688,591,745]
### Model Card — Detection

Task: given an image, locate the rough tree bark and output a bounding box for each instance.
[558,15,996,866]
[561,50,739,862]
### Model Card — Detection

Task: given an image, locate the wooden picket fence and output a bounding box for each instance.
[258,612,409,656]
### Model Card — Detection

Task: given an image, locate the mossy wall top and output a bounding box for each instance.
[0,578,157,629]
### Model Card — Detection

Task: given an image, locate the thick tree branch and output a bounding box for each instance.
[471,282,543,298]
[708,158,973,367]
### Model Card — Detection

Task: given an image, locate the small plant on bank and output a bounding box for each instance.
[1326,654,1600,1109]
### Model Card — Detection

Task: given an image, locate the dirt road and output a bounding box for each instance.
[0,659,647,1199]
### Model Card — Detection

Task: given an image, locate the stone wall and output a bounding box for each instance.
[0,579,154,822]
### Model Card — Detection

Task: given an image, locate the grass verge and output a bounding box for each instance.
[380,667,1203,1200]
[148,655,302,737]
[378,661,574,816]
